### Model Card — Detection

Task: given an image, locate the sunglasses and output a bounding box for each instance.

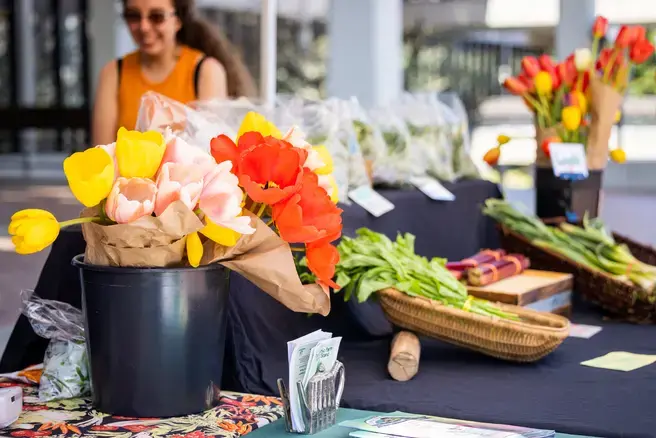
[122,10,176,26]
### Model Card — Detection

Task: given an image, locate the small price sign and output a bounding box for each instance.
[549,143,589,180]
[348,185,395,217]
[409,176,455,201]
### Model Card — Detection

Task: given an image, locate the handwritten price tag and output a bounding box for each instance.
[348,185,395,217]
[409,176,455,201]
[549,143,589,179]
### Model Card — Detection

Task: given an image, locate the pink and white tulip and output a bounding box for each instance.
[160,130,216,176]
[154,162,205,216]
[200,161,255,235]
[282,126,325,171]
[105,177,157,224]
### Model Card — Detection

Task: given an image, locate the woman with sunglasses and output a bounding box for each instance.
[92,0,256,145]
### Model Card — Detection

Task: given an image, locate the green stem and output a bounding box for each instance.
[538,94,553,126]
[59,217,102,228]
[266,219,274,226]
[256,203,267,218]
[591,37,600,64]
[602,49,619,84]
[551,87,565,122]
[291,247,305,253]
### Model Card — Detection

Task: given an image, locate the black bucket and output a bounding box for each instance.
[72,255,230,418]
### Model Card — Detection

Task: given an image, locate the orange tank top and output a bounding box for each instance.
[117,45,205,130]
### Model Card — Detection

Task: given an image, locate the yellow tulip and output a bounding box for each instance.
[534,71,553,96]
[614,110,622,123]
[571,90,588,115]
[496,135,511,146]
[312,145,334,175]
[63,148,115,207]
[115,128,166,179]
[237,112,282,140]
[186,232,203,268]
[610,149,626,164]
[8,209,60,255]
[561,106,582,131]
[200,217,241,247]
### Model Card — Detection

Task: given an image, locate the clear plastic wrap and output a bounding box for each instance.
[367,106,425,186]
[21,290,90,402]
[396,93,456,182]
[438,92,481,179]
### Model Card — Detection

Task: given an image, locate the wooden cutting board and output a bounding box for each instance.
[467,269,573,313]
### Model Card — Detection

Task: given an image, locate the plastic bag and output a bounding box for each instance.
[367,106,424,186]
[328,98,371,194]
[396,93,456,182]
[438,92,480,179]
[22,290,90,402]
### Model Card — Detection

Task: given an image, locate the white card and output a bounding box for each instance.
[569,324,603,339]
[348,185,395,217]
[549,143,589,178]
[409,176,455,201]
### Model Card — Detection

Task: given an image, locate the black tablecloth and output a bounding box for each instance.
[5,180,655,437]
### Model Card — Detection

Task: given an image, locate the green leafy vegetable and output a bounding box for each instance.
[329,228,518,320]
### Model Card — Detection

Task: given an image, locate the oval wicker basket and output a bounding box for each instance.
[499,220,656,323]
[378,288,570,362]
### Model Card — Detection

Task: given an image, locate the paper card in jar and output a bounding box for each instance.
[409,176,455,201]
[348,185,395,217]
[549,143,589,180]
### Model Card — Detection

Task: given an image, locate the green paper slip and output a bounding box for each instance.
[581,351,656,371]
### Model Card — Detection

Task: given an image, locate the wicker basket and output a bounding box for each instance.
[378,288,570,362]
[498,220,656,323]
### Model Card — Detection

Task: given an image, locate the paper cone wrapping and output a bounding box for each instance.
[535,123,559,168]
[587,76,622,170]
[80,204,330,315]
[201,211,331,316]
[81,201,204,267]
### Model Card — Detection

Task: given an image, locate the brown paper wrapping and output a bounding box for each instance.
[80,202,330,316]
[200,211,331,316]
[81,200,204,267]
[587,76,622,170]
[535,124,559,168]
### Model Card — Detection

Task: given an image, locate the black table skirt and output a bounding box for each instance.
[12,181,656,436]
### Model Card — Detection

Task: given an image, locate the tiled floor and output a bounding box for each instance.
[0,181,655,360]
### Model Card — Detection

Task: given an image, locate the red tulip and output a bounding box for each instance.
[630,38,655,64]
[538,55,556,73]
[556,60,576,87]
[521,56,541,78]
[615,25,635,49]
[592,16,608,39]
[632,26,647,45]
[503,77,528,95]
[550,71,561,90]
[517,73,535,93]
[541,136,561,159]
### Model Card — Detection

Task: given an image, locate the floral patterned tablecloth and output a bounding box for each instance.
[0,381,284,438]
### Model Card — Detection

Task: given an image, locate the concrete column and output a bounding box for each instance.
[16,0,37,167]
[89,0,116,95]
[555,0,596,59]
[327,0,403,108]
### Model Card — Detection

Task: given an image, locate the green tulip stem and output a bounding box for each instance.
[59,216,102,229]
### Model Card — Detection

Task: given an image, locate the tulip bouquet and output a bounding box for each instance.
[488,16,654,169]
[8,112,343,315]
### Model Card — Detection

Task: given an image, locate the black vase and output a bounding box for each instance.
[72,255,230,418]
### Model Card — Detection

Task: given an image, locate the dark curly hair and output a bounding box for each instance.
[123,0,257,98]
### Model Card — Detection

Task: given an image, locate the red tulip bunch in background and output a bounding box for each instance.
[592,18,654,92]
[489,16,653,168]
